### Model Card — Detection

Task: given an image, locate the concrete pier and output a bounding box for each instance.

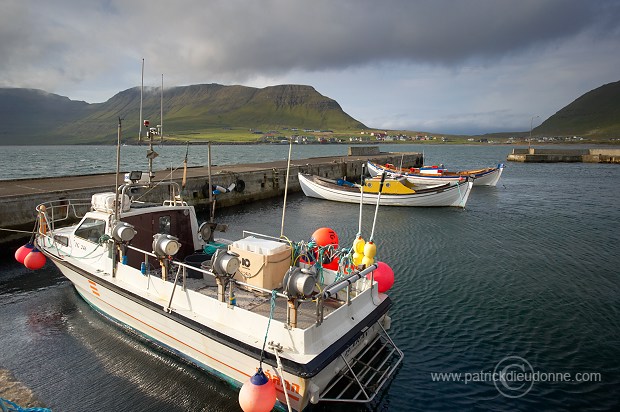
[507,148,620,163]
[0,149,422,244]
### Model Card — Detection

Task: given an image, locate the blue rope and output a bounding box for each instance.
[259,290,278,369]
[0,398,51,412]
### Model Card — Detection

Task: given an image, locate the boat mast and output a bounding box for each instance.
[280,138,293,238]
[160,74,164,142]
[114,117,122,222]
[146,122,156,184]
[112,117,123,279]
[138,60,158,184]
[208,142,213,221]
[138,58,144,143]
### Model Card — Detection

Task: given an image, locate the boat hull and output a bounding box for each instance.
[46,253,394,411]
[33,188,403,411]
[299,173,472,207]
[52,260,311,406]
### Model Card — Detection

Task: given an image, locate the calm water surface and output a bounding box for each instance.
[1,144,619,411]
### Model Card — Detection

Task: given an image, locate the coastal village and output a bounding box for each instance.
[255,128,593,145]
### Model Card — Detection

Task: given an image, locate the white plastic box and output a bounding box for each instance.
[91,192,130,212]
[230,236,292,290]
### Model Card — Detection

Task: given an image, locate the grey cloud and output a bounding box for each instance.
[3,0,619,89]
[1,0,618,133]
[143,0,619,77]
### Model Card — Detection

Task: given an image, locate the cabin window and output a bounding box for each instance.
[74,218,106,243]
[54,235,69,247]
[159,216,171,235]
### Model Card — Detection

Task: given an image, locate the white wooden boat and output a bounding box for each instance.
[298,173,473,207]
[367,161,505,186]
[30,169,403,411]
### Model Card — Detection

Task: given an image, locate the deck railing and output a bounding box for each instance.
[123,240,373,329]
[36,198,91,234]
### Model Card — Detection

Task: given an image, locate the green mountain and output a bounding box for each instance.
[534,80,620,138]
[0,84,366,144]
[0,88,91,144]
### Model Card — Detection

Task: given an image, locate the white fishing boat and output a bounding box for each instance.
[298,173,473,207]
[367,161,505,186]
[22,124,403,411]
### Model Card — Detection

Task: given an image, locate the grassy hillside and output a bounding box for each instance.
[1,84,366,144]
[534,80,620,138]
[0,88,91,144]
[3,80,618,144]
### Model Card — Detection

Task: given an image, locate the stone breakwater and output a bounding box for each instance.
[507,148,620,163]
[0,149,422,244]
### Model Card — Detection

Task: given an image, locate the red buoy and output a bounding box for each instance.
[24,248,47,270]
[323,256,339,270]
[238,369,277,412]
[15,243,35,264]
[367,261,394,293]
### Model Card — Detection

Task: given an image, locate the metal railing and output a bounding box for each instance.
[36,198,91,234]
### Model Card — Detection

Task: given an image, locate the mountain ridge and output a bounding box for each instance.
[0,84,366,144]
[534,80,620,138]
[1,80,619,144]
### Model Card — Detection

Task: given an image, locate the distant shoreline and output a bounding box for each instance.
[0,141,617,147]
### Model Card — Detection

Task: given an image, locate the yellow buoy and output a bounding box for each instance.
[362,241,376,267]
[352,252,363,266]
[363,241,376,259]
[361,255,374,266]
[353,236,365,254]
[352,236,366,266]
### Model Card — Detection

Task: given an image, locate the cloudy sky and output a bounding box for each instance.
[2,0,619,134]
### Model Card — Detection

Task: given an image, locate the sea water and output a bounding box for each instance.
[0,144,618,411]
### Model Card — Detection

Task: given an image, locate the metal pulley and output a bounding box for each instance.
[111,222,137,242]
[210,248,240,277]
[283,267,316,297]
[153,234,181,257]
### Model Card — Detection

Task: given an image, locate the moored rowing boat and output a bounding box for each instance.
[299,173,473,207]
[367,161,505,186]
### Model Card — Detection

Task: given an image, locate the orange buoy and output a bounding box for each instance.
[238,369,277,412]
[310,228,339,268]
[367,261,394,293]
[24,248,46,270]
[311,227,338,247]
[15,243,35,264]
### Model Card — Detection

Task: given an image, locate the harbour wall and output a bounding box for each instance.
[0,150,422,244]
[506,148,620,163]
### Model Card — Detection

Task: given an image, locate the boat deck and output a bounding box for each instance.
[184,278,345,329]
